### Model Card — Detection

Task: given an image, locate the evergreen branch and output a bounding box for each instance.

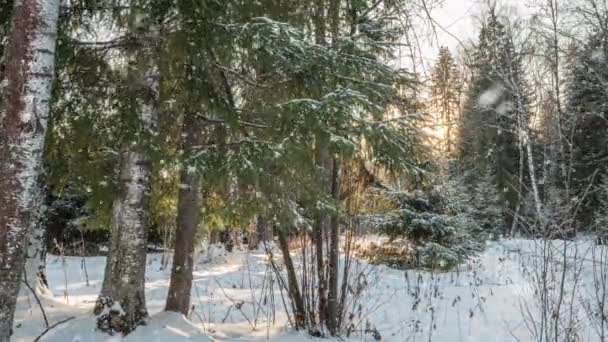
[213,63,270,89]
[190,138,271,160]
[198,114,270,129]
[335,75,393,89]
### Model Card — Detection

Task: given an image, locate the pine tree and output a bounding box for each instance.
[430,47,462,156]
[0,0,61,339]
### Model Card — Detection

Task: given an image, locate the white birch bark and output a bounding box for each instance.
[24,180,51,296]
[516,92,543,225]
[94,31,160,334]
[525,131,543,220]
[0,0,60,340]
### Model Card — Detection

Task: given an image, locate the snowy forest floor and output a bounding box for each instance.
[13,238,608,341]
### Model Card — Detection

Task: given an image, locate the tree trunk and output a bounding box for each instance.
[0,0,60,340]
[313,212,327,327]
[517,90,543,229]
[24,179,51,296]
[165,113,204,315]
[95,148,153,333]
[248,215,271,251]
[312,116,330,330]
[326,157,341,335]
[525,128,544,226]
[326,1,342,334]
[247,218,260,250]
[256,215,271,247]
[508,144,524,238]
[247,226,257,250]
[276,227,306,329]
[221,228,236,252]
[209,229,220,244]
[94,19,159,334]
[0,0,13,86]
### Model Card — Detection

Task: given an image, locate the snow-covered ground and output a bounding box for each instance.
[13,238,608,341]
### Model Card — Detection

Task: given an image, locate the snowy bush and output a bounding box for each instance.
[375,180,485,269]
[469,173,504,238]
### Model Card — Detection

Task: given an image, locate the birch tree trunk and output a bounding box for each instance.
[517,91,543,226]
[165,113,204,315]
[95,137,153,334]
[24,179,51,296]
[0,0,60,340]
[509,136,525,238]
[525,128,544,226]
[94,23,160,334]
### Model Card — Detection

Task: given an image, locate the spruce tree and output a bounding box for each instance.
[164,0,236,315]
[458,9,530,234]
[565,30,608,230]
[202,0,424,334]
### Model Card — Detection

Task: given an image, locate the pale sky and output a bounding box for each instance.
[407,0,530,77]
[429,0,530,48]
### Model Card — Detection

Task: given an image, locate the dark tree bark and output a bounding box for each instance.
[0,0,60,339]
[276,227,306,329]
[248,215,270,250]
[312,0,330,328]
[258,216,271,243]
[209,229,220,244]
[313,208,328,327]
[326,158,341,335]
[165,112,204,315]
